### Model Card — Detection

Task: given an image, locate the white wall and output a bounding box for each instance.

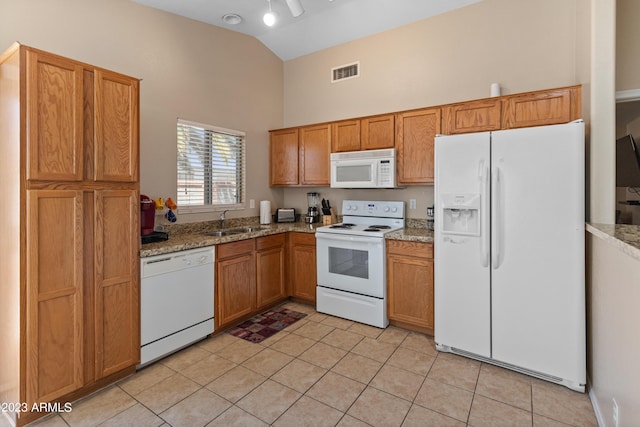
[280,0,591,218]
[0,0,285,224]
[587,232,640,426]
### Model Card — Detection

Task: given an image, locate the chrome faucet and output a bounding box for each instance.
[219,210,229,228]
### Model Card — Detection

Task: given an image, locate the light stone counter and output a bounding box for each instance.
[140,218,435,257]
[385,227,434,243]
[140,222,317,257]
[586,223,640,262]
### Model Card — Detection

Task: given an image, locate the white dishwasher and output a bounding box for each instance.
[139,246,215,367]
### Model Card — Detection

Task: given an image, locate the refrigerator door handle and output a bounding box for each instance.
[480,160,490,267]
[491,166,501,269]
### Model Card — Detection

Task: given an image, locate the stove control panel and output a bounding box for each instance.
[341,200,404,218]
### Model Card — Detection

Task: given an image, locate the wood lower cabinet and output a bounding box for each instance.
[93,190,139,379]
[387,240,434,335]
[288,232,317,305]
[256,234,286,309]
[396,108,441,185]
[216,239,256,329]
[216,234,288,330]
[1,44,140,427]
[26,190,85,404]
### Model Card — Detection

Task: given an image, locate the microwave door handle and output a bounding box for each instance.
[371,161,378,185]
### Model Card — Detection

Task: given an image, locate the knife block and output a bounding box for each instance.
[322,208,337,225]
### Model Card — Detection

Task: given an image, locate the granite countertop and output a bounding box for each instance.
[385,227,434,243]
[586,223,640,261]
[140,221,434,257]
[140,222,317,257]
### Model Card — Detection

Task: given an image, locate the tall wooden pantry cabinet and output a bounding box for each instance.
[0,43,140,426]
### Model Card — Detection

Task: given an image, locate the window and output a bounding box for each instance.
[177,119,246,213]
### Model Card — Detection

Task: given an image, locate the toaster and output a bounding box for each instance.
[275,208,296,223]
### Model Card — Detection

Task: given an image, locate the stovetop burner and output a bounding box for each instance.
[369,225,391,229]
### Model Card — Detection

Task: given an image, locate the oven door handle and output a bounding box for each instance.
[316,233,383,245]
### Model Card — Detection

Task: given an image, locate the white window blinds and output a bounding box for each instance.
[177,119,246,212]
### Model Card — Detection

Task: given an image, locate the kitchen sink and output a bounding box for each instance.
[202,227,266,237]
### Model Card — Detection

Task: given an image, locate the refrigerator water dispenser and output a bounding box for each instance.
[440,194,481,236]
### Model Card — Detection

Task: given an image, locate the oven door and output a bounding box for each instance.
[316,233,385,298]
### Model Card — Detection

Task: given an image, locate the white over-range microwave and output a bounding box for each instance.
[330,148,397,188]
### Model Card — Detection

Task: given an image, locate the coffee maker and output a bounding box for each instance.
[305,192,320,223]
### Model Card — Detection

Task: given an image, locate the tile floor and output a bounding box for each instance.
[19,302,597,427]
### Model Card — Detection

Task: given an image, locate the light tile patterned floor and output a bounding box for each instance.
[24,302,598,427]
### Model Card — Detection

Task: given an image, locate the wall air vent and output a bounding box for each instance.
[331,62,360,83]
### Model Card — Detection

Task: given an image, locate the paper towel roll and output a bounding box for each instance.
[490,83,501,97]
[260,200,271,224]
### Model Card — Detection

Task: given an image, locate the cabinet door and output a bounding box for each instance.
[332,120,361,152]
[94,70,139,182]
[217,242,256,328]
[387,241,434,332]
[299,124,330,185]
[256,240,286,309]
[396,108,441,185]
[26,190,84,404]
[502,86,581,129]
[442,99,501,135]
[289,233,317,304]
[361,114,395,150]
[94,189,140,379]
[25,50,84,181]
[270,128,299,185]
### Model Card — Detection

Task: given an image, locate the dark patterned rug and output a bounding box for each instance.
[226,307,307,343]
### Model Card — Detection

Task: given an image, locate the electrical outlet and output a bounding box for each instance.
[409,199,416,209]
[250,199,255,209]
[612,398,619,427]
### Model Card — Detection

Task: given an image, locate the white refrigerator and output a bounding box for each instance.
[434,121,586,392]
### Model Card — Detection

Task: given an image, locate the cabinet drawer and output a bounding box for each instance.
[217,239,255,259]
[256,233,285,250]
[387,240,433,258]
[290,232,315,246]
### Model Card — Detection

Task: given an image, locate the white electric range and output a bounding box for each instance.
[315,200,405,328]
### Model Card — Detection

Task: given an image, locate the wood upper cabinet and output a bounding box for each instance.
[26,50,84,181]
[26,190,84,405]
[288,232,317,305]
[332,120,361,152]
[216,239,256,329]
[270,128,299,185]
[94,70,139,182]
[256,234,286,309]
[396,108,441,185]
[25,50,139,183]
[502,86,581,129]
[93,189,139,379]
[387,240,434,334]
[299,124,330,185]
[332,114,395,152]
[361,114,395,150]
[442,98,501,135]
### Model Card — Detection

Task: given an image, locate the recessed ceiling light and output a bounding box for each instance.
[222,13,242,25]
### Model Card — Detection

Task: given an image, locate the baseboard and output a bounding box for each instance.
[587,374,606,427]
